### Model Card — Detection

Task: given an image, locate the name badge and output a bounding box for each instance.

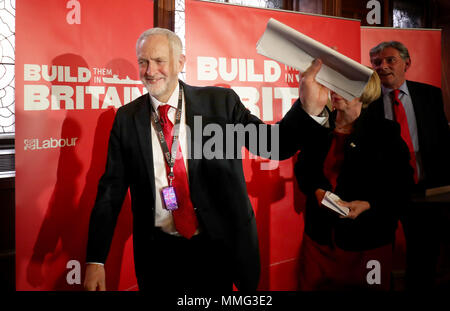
[161,186,178,211]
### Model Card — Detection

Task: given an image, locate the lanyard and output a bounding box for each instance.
[150,84,183,186]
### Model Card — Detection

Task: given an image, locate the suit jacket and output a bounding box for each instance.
[294,109,414,251]
[86,81,324,290]
[368,80,450,190]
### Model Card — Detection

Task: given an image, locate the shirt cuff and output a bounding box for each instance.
[86,262,104,266]
[309,108,329,126]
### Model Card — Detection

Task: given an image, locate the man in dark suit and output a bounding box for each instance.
[83,28,327,292]
[368,41,450,289]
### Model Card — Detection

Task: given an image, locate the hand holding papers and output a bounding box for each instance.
[321,191,350,216]
[256,18,373,101]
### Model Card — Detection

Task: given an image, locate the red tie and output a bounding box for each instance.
[158,105,199,238]
[392,89,418,184]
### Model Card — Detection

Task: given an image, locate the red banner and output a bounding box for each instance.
[15,0,153,290]
[185,0,361,290]
[361,27,441,88]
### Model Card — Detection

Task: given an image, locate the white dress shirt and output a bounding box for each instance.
[149,83,190,235]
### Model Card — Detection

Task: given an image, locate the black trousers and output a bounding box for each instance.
[401,185,439,290]
[137,229,234,292]
[402,206,439,290]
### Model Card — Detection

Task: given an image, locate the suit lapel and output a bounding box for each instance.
[134,93,156,201]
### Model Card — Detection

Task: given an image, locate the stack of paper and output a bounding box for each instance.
[256,18,373,101]
[321,191,350,216]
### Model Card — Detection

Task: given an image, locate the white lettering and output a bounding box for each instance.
[25,64,92,83]
[219,58,238,82]
[78,67,91,82]
[131,87,145,101]
[66,0,81,25]
[24,85,50,110]
[177,295,211,308]
[85,86,105,109]
[66,260,81,285]
[24,137,79,150]
[203,123,224,160]
[366,0,381,25]
[247,59,263,82]
[58,66,64,82]
[238,59,246,82]
[102,87,121,109]
[65,66,76,82]
[76,86,84,109]
[264,60,281,82]
[366,259,381,284]
[24,64,41,81]
[51,85,74,110]
[197,56,218,81]
[197,57,282,83]
[42,65,57,82]
[274,87,298,116]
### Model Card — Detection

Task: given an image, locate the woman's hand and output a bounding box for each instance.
[315,188,327,204]
[315,189,370,220]
[338,200,370,219]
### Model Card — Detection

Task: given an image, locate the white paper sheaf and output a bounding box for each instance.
[321,191,350,216]
[256,18,373,101]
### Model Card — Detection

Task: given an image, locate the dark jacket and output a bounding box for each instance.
[368,80,450,190]
[294,108,414,251]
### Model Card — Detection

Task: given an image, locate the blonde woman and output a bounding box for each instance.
[295,68,414,290]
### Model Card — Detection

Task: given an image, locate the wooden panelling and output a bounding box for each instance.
[155,0,175,30]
